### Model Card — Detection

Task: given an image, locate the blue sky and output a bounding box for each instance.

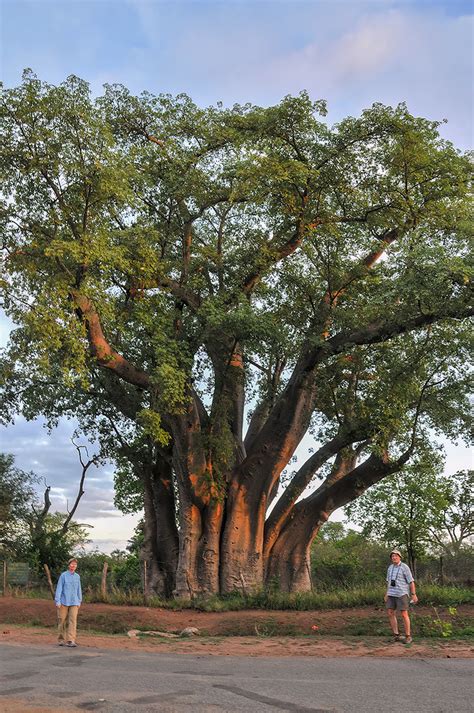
[1,1,473,146]
[0,0,472,550]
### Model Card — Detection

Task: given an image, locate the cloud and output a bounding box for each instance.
[276,9,407,87]
[0,416,126,522]
[82,539,133,555]
[325,11,407,80]
[119,2,473,148]
[258,8,472,148]
[2,2,471,147]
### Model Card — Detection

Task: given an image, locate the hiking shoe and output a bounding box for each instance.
[58,641,65,646]
[392,634,402,642]
[404,636,413,644]
[66,641,77,648]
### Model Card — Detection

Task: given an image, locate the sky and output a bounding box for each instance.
[0,0,473,551]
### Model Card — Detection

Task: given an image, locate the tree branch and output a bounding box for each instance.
[69,289,151,389]
[305,302,474,372]
[240,218,315,297]
[264,428,367,554]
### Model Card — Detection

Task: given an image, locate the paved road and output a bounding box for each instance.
[0,643,472,712]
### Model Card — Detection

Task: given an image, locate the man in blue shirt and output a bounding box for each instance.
[384,549,418,644]
[55,557,82,647]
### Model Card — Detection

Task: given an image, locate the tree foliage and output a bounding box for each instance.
[345,459,473,574]
[0,453,38,558]
[429,469,474,555]
[0,72,472,595]
[311,522,388,588]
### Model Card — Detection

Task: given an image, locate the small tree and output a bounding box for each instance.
[25,440,96,575]
[27,511,91,577]
[345,450,451,576]
[429,469,474,556]
[0,453,38,559]
[0,451,91,576]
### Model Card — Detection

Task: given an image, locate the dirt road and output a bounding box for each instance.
[0,597,472,658]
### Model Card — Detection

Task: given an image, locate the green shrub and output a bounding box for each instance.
[311,525,388,590]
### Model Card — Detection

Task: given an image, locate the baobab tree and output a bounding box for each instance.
[1,72,472,596]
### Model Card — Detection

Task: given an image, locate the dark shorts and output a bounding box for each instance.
[386,595,410,611]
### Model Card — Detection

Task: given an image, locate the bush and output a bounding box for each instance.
[75,550,142,592]
[111,554,141,590]
[311,525,387,589]
[311,524,474,589]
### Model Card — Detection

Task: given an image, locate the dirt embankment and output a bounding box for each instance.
[0,597,473,658]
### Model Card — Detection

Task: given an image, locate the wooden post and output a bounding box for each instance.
[3,561,8,596]
[143,560,148,604]
[43,564,55,599]
[101,561,108,599]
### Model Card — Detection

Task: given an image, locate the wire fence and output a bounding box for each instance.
[2,551,473,597]
[0,558,144,596]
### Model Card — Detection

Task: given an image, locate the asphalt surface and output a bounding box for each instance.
[0,643,473,712]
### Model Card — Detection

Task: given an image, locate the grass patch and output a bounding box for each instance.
[420,585,474,607]
[148,584,473,612]
[411,612,474,639]
[0,616,53,629]
[342,617,388,637]
[83,614,128,635]
[7,587,53,600]
[8,583,474,611]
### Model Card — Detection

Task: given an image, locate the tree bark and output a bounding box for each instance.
[220,480,266,593]
[220,371,318,593]
[265,450,412,592]
[141,455,179,598]
[265,505,321,592]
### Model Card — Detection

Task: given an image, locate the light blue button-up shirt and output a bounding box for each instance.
[54,570,82,606]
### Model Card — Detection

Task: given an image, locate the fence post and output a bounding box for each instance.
[43,564,55,599]
[143,560,148,604]
[439,555,445,586]
[101,561,108,599]
[3,561,8,596]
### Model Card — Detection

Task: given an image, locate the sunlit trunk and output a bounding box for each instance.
[265,515,321,593]
[220,482,266,593]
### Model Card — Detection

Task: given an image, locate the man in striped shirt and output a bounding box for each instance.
[384,549,418,644]
[55,558,82,648]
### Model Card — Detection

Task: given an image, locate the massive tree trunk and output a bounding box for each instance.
[172,490,224,598]
[141,457,179,598]
[197,500,224,594]
[220,369,318,593]
[265,507,322,593]
[220,479,267,593]
[173,495,203,598]
[170,390,223,599]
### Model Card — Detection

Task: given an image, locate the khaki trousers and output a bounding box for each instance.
[57,605,79,643]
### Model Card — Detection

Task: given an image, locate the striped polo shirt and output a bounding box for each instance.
[386,562,414,597]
